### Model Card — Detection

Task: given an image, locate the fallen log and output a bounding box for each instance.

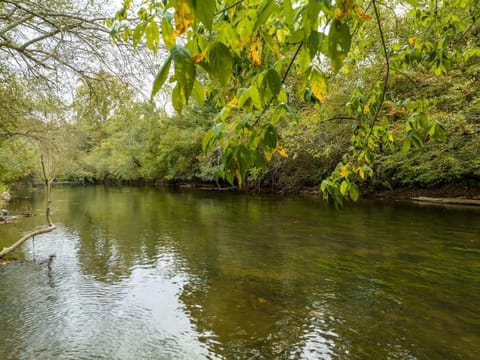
[412,196,480,206]
[0,224,56,258]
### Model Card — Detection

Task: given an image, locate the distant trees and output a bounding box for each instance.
[63,71,218,184]
[0,1,144,187]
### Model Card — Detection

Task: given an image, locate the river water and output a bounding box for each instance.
[0,185,479,359]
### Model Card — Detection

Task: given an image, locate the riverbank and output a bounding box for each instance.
[363,184,480,202]
[4,180,480,207]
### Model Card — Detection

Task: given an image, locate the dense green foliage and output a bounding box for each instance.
[0,0,479,201]
[108,0,479,202]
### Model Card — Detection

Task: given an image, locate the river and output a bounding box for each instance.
[0,185,479,359]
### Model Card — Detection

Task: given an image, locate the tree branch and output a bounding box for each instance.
[252,42,303,127]
[215,0,246,16]
[0,14,34,36]
[371,0,390,125]
[0,224,56,259]
[322,115,356,123]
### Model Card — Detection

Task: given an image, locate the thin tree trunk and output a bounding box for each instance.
[0,155,56,259]
[41,154,54,227]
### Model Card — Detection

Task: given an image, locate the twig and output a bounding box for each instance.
[322,115,356,123]
[371,0,390,126]
[252,42,303,127]
[215,0,246,16]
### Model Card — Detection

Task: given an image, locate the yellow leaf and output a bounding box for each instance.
[174,0,193,36]
[363,104,370,115]
[353,4,372,21]
[335,8,345,20]
[408,37,416,46]
[358,166,365,180]
[339,166,348,178]
[193,50,207,63]
[276,145,288,158]
[227,96,238,108]
[248,36,263,67]
[310,70,327,102]
[276,28,288,43]
[342,0,353,16]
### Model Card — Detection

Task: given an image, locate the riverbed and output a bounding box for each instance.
[1,185,479,359]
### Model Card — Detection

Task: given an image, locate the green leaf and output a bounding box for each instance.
[146,20,160,52]
[328,20,351,72]
[151,55,172,98]
[263,124,277,150]
[265,68,282,98]
[405,129,423,149]
[340,180,348,195]
[172,45,196,108]
[254,150,267,169]
[287,30,305,44]
[238,144,253,181]
[414,112,428,129]
[236,17,254,41]
[308,31,324,60]
[239,113,253,128]
[116,8,127,21]
[161,17,175,50]
[402,138,411,153]
[428,121,447,142]
[132,23,146,47]
[254,0,278,31]
[171,85,185,112]
[137,7,147,20]
[282,0,294,25]
[191,0,215,30]
[464,48,480,61]
[202,128,215,152]
[349,183,360,202]
[207,41,233,86]
[105,18,114,28]
[249,86,263,110]
[192,79,204,105]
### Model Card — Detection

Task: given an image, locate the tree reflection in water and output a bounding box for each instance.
[0,185,478,359]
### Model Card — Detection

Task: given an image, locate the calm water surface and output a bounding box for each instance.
[0,185,479,359]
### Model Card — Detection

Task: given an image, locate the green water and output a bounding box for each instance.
[0,185,479,359]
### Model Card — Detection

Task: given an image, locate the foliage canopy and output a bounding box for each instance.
[110,0,479,203]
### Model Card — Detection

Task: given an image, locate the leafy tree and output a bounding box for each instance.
[110,0,479,203]
[0,1,126,191]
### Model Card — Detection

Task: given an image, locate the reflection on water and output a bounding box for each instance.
[0,185,479,359]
